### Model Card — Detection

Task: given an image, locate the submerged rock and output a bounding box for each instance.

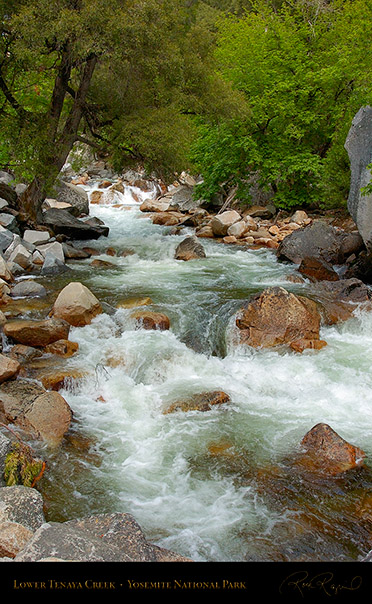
[236,287,325,351]
[132,310,170,331]
[163,391,230,414]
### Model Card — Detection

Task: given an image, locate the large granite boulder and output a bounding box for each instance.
[53,180,89,216]
[210,210,241,237]
[277,220,355,265]
[236,286,326,352]
[4,318,70,347]
[345,105,372,250]
[51,282,102,327]
[14,512,192,562]
[42,208,109,239]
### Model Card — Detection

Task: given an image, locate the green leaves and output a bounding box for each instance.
[191,0,372,210]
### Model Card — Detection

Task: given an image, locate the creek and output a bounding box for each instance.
[36,181,372,562]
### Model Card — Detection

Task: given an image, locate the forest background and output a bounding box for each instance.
[0,0,371,224]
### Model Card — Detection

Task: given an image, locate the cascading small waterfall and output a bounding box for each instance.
[38,180,372,562]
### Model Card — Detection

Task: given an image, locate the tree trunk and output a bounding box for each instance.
[18,55,98,229]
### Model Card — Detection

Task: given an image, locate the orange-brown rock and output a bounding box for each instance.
[298,257,340,282]
[0,354,20,383]
[236,287,323,350]
[132,310,170,331]
[117,297,152,309]
[51,282,102,327]
[90,259,116,268]
[43,339,79,357]
[22,390,72,446]
[298,423,366,475]
[90,190,105,204]
[0,521,33,558]
[4,318,70,347]
[40,369,87,391]
[163,391,230,414]
[289,338,327,353]
[151,212,182,226]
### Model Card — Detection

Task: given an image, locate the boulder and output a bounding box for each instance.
[10,280,47,298]
[0,485,45,532]
[37,241,65,263]
[344,105,372,250]
[298,257,340,282]
[309,277,372,324]
[0,379,46,423]
[0,227,14,252]
[0,521,33,558]
[4,317,70,347]
[43,339,79,357]
[22,390,72,445]
[140,199,170,213]
[0,213,19,234]
[23,229,50,246]
[62,243,90,259]
[210,210,241,237]
[53,180,89,216]
[42,208,109,240]
[169,185,199,212]
[298,423,366,475]
[51,282,102,327]
[132,310,170,331]
[227,220,248,239]
[14,512,192,562]
[163,391,231,414]
[0,354,20,383]
[175,236,206,261]
[151,212,182,226]
[40,252,70,276]
[236,286,325,351]
[0,257,12,282]
[7,244,32,269]
[276,221,352,265]
[195,225,214,238]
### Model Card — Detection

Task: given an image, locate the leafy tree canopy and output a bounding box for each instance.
[191,0,372,210]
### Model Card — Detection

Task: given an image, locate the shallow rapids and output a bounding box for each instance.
[38,185,372,562]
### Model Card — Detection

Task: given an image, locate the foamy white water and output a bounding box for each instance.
[41,185,372,561]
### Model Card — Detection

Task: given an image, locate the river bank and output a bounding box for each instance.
[1,167,372,562]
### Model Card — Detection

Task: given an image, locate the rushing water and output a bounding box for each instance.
[37,182,372,562]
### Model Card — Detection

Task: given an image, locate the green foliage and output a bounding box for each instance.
[4,442,44,487]
[191,0,372,210]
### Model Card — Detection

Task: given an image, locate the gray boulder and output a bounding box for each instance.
[43,208,109,240]
[14,512,192,562]
[53,180,89,216]
[345,106,372,250]
[0,486,45,532]
[10,280,47,298]
[175,236,206,261]
[277,221,355,265]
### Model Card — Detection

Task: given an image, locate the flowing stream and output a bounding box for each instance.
[36,181,372,562]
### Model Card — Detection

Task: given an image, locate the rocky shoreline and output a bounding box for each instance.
[1,163,372,562]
